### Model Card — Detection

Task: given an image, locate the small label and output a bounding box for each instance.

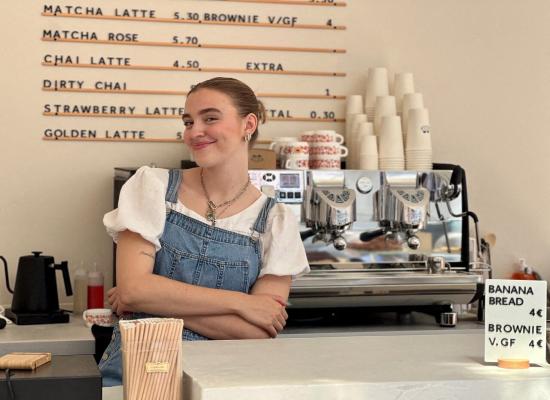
[484,279,547,365]
[145,361,170,373]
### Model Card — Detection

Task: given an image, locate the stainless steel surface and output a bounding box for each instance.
[440,312,458,327]
[249,169,484,311]
[290,271,481,308]
[0,316,94,356]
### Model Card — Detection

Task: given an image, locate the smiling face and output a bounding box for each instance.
[182,88,257,168]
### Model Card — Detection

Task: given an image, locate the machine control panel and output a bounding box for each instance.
[248,170,305,204]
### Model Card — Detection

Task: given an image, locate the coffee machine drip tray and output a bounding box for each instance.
[290,270,482,309]
[5,309,70,325]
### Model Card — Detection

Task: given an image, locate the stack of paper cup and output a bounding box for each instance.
[401,93,424,139]
[405,108,432,170]
[348,114,367,168]
[345,95,364,144]
[364,68,389,122]
[357,125,378,170]
[378,115,405,170]
[392,72,415,115]
[374,96,397,135]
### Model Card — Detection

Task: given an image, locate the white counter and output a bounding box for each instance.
[0,315,94,356]
[103,332,550,400]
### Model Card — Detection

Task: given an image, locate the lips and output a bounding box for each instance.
[191,140,216,150]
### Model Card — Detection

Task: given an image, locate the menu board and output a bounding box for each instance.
[40,0,349,143]
[484,279,547,365]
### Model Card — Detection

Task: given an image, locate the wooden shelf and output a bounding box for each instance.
[43,137,184,143]
[42,62,346,77]
[42,87,346,100]
[219,0,346,6]
[42,112,345,122]
[41,37,345,54]
[42,13,346,30]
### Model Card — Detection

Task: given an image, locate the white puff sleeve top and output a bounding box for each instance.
[103,167,310,279]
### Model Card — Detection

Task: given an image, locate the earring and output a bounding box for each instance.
[244,132,252,142]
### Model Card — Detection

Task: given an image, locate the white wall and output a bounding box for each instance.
[1,0,549,306]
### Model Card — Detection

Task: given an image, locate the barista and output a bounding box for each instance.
[99,77,310,386]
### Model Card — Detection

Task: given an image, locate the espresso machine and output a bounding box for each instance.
[248,165,488,325]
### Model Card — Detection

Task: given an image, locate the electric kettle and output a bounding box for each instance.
[2,251,73,325]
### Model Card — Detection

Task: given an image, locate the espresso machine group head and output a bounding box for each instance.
[303,171,356,250]
[373,173,430,250]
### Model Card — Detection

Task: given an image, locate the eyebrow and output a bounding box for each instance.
[181,107,222,119]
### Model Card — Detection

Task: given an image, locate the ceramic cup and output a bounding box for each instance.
[269,137,298,154]
[309,154,341,170]
[280,141,309,156]
[82,308,117,328]
[269,137,299,167]
[300,130,344,144]
[309,142,348,158]
[285,156,309,170]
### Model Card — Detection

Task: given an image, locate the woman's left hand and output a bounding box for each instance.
[107,286,129,316]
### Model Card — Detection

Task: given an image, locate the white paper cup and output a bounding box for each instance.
[365,67,389,120]
[83,308,116,328]
[346,95,364,115]
[374,96,397,135]
[348,114,368,168]
[392,72,415,114]
[354,122,375,169]
[358,135,378,170]
[345,112,361,145]
[359,154,379,170]
[406,108,432,150]
[359,134,378,156]
[401,93,424,135]
[378,115,404,159]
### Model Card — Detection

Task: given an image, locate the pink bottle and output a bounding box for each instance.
[87,268,104,309]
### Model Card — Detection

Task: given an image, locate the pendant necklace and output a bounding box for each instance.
[200,168,250,227]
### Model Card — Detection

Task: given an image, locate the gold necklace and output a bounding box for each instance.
[200,168,251,226]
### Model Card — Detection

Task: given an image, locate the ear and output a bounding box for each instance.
[243,113,258,137]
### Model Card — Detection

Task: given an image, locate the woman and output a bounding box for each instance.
[99,77,309,386]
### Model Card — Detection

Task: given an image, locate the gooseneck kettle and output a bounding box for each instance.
[2,251,73,325]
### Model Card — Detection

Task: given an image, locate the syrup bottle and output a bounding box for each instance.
[73,262,88,314]
[87,263,104,309]
[511,258,536,280]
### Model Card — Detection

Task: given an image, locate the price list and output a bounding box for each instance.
[484,279,547,365]
[39,0,348,143]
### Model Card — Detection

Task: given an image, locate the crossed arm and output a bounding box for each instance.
[109,230,291,339]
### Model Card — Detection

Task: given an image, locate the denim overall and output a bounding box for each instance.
[99,169,276,387]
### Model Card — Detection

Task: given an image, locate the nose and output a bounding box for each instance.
[183,121,205,140]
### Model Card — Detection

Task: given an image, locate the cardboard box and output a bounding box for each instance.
[248,149,276,169]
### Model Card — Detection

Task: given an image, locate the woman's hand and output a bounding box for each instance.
[107,286,131,316]
[237,293,288,338]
